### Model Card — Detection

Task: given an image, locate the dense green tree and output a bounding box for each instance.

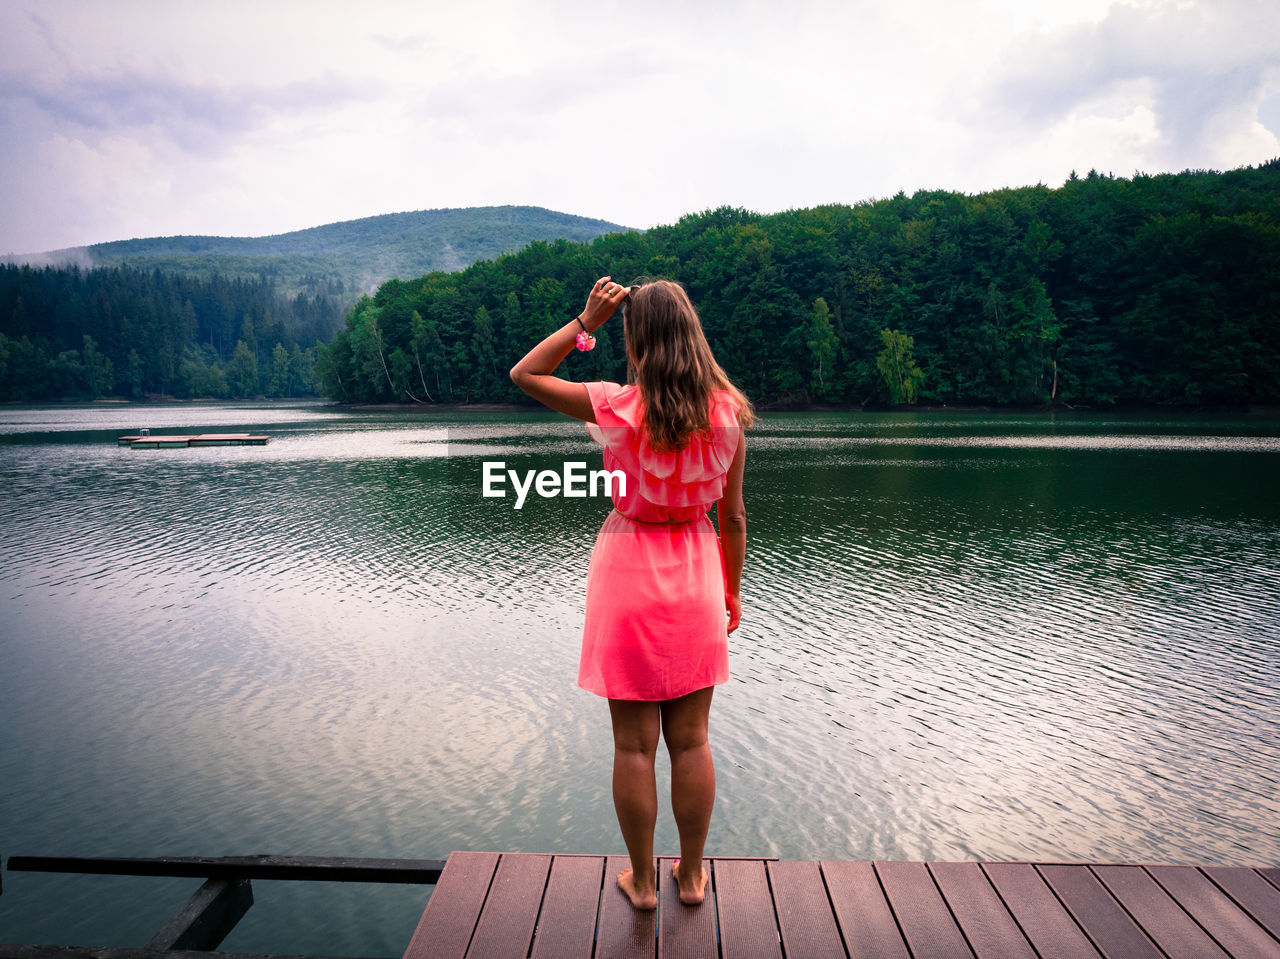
[126,348,144,399]
[181,349,230,399]
[407,310,438,401]
[876,328,925,404]
[313,334,352,401]
[0,333,50,399]
[226,339,259,398]
[51,347,85,397]
[81,336,114,397]
[288,343,312,396]
[268,342,290,397]
[806,298,840,400]
[470,306,501,398]
[0,263,335,399]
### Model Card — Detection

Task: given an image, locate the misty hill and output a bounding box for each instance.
[15,205,629,306]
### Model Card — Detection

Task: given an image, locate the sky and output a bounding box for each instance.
[1,0,1278,255]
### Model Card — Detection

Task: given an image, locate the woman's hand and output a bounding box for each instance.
[725,592,741,633]
[581,276,630,331]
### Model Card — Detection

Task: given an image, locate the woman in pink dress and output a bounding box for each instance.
[511,276,752,910]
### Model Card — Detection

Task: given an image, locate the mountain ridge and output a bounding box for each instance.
[7,205,632,304]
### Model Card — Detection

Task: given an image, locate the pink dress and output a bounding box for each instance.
[578,381,742,701]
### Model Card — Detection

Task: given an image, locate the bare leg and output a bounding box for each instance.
[661,686,715,904]
[608,698,660,910]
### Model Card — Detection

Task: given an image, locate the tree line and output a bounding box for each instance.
[315,162,1280,409]
[0,265,341,400]
[5,164,1277,407]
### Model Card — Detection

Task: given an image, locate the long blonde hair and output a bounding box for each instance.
[622,279,755,452]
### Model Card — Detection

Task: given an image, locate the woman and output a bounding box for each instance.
[510,276,751,910]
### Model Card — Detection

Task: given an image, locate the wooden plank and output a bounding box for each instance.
[714,859,782,959]
[117,433,267,442]
[875,860,974,958]
[465,853,552,959]
[10,852,1280,959]
[1092,865,1230,959]
[0,948,352,959]
[402,851,499,959]
[187,435,269,446]
[930,862,1036,959]
[595,855,656,959]
[529,855,604,959]
[1202,866,1280,941]
[145,877,253,950]
[821,860,909,959]
[7,853,444,884]
[1147,866,1280,959]
[658,856,716,959]
[983,863,1102,959]
[766,860,845,958]
[1039,864,1163,959]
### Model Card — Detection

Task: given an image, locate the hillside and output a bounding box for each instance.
[7,165,1278,408]
[0,205,631,400]
[316,163,1280,409]
[13,205,630,307]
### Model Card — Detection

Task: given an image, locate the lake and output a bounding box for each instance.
[1,402,1278,954]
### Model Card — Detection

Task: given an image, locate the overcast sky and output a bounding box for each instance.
[2,0,1278,254]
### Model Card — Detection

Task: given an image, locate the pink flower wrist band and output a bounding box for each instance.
[574,315,596,351]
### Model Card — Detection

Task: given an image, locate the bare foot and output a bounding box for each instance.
[617,868,658,911]
[672,860,709,905]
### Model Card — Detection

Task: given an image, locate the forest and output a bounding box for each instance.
[315,162,1280,409]
[0,266,339,400]
[3,163,1278,407]
[0,205,626,402]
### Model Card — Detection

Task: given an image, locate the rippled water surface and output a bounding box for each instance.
[2,403,1278,953]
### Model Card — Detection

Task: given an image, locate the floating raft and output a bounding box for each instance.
[118,433,268,448]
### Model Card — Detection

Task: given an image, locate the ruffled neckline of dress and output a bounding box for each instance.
[586,382,740,509]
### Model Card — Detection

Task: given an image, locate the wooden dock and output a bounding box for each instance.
[117,433,268,448]
[4,852,1280,958]
[404,852,1280,959]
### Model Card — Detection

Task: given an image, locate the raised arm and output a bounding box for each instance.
[509,276,630,421]
[716,427,747,633]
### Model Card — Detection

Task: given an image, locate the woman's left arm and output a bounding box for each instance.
[509,276,629,422]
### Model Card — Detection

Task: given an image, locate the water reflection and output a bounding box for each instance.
[0,405,1277,952]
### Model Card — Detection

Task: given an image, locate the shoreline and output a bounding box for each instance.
[4,396,1279,417]
[333,400,1280,416]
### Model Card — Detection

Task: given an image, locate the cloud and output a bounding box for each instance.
[981,0,1280,170]
[0,247,95,269]
[1257,82,1280,136]
[0,67,382,156]
[1,0,1278,253]
[371,33,435,55]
